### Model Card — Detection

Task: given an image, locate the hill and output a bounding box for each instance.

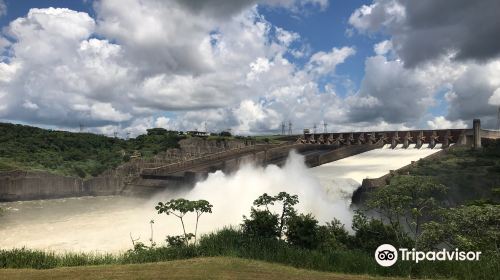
[0,123,184,178]
[407,141,500,205]
[0,256,409,280]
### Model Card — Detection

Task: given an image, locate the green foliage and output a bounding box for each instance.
[418,204,500,254]
[316,219,352,251]
[251,192,299,239]
[156,198,213,245]
[351,211,412,253]
[0,122,184,178]
[166,234,195,247]
[408,142,500,205]
[242,209,280,238]
[285,213,319,249]
[367,175,447,239]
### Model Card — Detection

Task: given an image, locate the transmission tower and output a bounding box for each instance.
[126,132,130,140]
[113,131,118,138]
[281,122,286,135]
[79,122,84,133]
[313,123,317,134]
[288,121,292,135]
[497,106,500,136]
[323,122,328,133]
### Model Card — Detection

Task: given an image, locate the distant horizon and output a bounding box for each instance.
[2,119,482,141]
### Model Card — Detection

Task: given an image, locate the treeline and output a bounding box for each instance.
[0,123,185,178]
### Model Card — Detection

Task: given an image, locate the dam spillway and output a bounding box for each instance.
[311,144,443,183]
[0,144,443,253]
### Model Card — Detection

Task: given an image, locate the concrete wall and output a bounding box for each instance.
[0,170,124,202]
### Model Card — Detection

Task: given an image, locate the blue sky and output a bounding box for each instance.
[0,0,498,135]
[1,0,377,95]
[261,0,379,87]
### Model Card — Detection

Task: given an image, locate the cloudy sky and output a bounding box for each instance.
[0,0,499,136]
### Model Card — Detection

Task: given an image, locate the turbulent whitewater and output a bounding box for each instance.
[0,144,440,252]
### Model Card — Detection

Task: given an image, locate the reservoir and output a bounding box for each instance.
[0,144,441,253]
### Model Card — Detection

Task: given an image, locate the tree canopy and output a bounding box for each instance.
[0,122,184,178]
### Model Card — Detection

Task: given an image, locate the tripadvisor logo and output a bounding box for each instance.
[375,244,398,267]
[375,244,482,267]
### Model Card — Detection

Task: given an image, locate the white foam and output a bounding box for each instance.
[0,146,442,253]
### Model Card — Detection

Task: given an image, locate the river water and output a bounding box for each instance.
[0,144,440,253]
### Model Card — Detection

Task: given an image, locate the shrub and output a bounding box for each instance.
[242,209,280,239]
[286,213,319,249]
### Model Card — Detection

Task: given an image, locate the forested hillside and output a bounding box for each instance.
[0,123,185,178]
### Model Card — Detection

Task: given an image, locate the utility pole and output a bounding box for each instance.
[288,121,292,135]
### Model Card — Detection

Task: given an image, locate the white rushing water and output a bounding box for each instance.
[0,144,441,253]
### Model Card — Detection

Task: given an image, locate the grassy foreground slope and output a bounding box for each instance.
[0,257,409,280]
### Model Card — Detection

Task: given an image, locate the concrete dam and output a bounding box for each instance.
[0,119,497,201]
[136,119,491,190]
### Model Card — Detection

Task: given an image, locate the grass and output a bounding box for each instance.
[1,229,498,280]
[0,256,409,280]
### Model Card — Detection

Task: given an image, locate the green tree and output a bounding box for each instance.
[242,192,299,239]
[316,219,352,251]
[418,204,500,254]
[242,209,280,238]
[367,175,447,242]
[286,213,319,249]
[252,192,299,239]
[351,211,412,253]
[192,200,213,244]
[155,198,213,245]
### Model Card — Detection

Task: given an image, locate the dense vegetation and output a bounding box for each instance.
[408,140,500,205]
[0,123,185,178]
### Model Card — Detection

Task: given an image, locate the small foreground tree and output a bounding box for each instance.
[156,198,213,245]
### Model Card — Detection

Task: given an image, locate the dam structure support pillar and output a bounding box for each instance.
[473,119,481,149]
